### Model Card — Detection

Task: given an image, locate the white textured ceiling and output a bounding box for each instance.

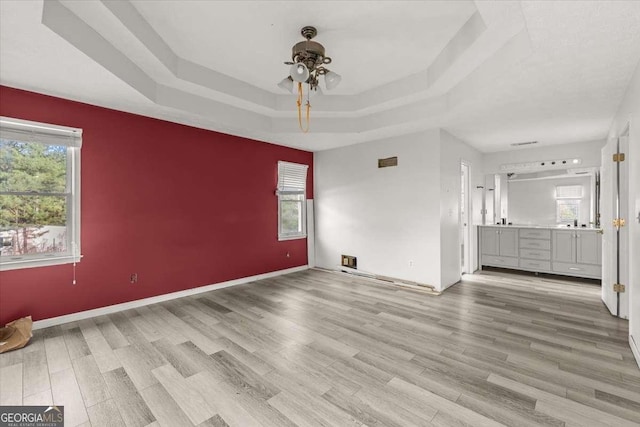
[1,0,639,152]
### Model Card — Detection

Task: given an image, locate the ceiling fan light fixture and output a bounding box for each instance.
[290,63,309,83]
[278,76,294,93]
[280,26,339,133]
[324,70,342,90]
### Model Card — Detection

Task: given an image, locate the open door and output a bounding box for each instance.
[460,161,471,274]
[619,129,630,319]
[601,139,616,314]
[601,131,630,318]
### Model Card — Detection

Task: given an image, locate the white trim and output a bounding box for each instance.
[0,116,82,136]
[0,255,81,271]
[32,265,309,330]
[631,334,640,370]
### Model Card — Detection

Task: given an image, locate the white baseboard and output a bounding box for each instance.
[32,265,309,330]
[631,334,640,370]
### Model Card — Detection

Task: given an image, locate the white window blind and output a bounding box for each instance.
[0,116,83,148]
[555,185,582,199]
[277,161,308,195]
[276,161,307,240]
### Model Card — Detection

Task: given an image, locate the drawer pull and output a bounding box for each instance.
[529,263,540,267]
[529,242,539,246]
[569,267,582,271]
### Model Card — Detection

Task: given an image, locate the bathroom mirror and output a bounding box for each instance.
[483,168,600,227]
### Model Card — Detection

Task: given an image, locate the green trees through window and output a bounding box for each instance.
[0,140,69,256]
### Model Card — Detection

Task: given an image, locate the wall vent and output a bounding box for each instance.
[510,141,538,146]
[341,255,357,269]
[378,157,398,168]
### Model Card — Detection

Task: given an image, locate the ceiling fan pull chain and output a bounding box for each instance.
[297,82,310,133]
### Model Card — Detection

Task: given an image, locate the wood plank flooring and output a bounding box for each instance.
[1,268,639,426]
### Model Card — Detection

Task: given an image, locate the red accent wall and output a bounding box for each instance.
[0,86,313,324]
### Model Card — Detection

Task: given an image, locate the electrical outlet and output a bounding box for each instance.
[409,260,414,267]
[130,273,138,284]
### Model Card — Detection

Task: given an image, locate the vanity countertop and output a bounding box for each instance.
[479,224,602,231]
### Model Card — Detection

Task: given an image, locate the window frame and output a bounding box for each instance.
[276,161,308,241]
[0,116,82,271]
[555,184,582,224]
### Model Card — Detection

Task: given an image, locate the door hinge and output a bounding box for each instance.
[613,153,625,162]
[613,218,626,228]
[613,283,626,293]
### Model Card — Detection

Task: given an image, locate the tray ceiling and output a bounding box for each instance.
[1,0,639,152]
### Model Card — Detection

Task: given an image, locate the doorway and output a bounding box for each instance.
[460,161,472,275]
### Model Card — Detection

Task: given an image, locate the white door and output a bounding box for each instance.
[629,125,640,360]
[460,162,471,274]
[601,139,616,315]
[619,130,630,319]
[601,134,630,318]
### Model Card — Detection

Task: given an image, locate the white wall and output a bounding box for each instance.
[314,130,442,287]
[508,176,592,226]
[314,129,483,291]
[483,139,605,174]
[439,130,484,290]
[606,58,640,366]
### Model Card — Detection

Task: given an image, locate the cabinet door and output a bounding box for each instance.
[576,232,601,265]
[499,229,519,257]
[481,228,499,256]
[553,231,575,263]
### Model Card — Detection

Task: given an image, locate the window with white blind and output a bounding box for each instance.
[0,117,82,270]
[277,161,308,240]
[555,184,582,224]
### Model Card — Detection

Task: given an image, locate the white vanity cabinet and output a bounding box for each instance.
[551,229,602,279]
[518,228,552,273]
[480,227,518,268]
[479,225,601,279]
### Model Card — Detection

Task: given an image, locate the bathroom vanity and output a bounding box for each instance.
[479,225,602,279]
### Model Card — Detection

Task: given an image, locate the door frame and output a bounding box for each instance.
[460,161,472,274]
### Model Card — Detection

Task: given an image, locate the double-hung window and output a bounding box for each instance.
[0,117,82,270]
[277,161,308,240]
[555,184,582,224]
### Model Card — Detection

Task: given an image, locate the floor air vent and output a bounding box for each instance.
[342,255,357,269]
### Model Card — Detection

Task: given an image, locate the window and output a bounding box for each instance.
[0,117,82,270]
[555,184,582,224]
[277,161,308,240]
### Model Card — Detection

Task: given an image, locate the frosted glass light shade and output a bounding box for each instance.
[290,63,309,83]
[278,76,294,93]
[324,71,342,90]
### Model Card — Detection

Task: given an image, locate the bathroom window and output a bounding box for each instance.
[555,185,582,223]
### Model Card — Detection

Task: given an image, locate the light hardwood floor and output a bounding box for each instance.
[1,268,639,426]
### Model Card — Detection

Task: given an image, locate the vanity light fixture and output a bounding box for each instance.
[278,26,341,133]
[500,158,582,171]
